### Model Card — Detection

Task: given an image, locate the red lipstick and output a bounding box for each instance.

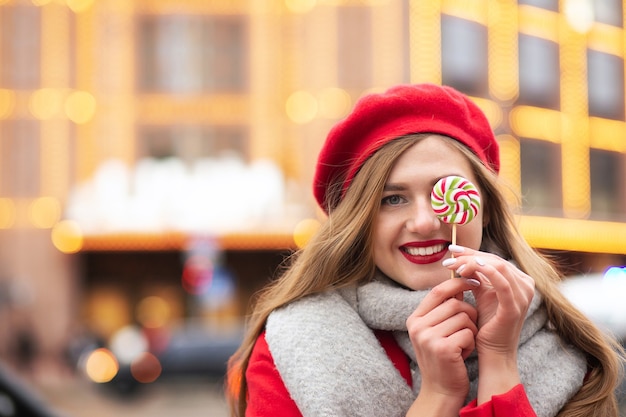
[400,239,449,265]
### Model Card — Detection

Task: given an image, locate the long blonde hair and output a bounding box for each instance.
[227,134,624,417]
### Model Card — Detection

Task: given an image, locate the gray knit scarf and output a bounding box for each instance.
[265,275,587,417]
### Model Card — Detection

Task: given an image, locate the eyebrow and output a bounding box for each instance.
[382,182,407,192]
[383,173,469,193]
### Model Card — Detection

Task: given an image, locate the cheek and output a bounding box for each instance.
[371,224,386,253]
[372,217,393,254]
[372,214,388,240]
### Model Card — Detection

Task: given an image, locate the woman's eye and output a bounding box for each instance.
[382,195,403,206]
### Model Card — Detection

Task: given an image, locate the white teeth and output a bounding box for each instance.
[404,244,445,256]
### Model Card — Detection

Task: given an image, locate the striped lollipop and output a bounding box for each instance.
[431,176,481,225]
[432,176,480,280]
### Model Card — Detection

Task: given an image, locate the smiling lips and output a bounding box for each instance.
[401,240,448,264]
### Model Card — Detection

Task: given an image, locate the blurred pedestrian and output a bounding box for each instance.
[11,319,38,377]
[228,84,625,417]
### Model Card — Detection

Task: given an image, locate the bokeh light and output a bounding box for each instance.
[84,348,119,383]
[285,0,316,13]
[66,0,94,13]
[564,0,594,33]
[29,197,61,229]
[136,296,171,329]
[51,220,84,253]
[29,88,64,120]
[0,199,16,229]
[110,325,148,364]
[86,289,130,339]
[509,106,561,143]
[293,218,321,249]
[286,90,318,124]
[318,88,351,119]
[65,90,96,124]
[130,352,162,383]
[0,89,15,119]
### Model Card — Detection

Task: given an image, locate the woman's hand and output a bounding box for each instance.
[444,244,535,354]
[406,277,480,414]
[443,244,536,404]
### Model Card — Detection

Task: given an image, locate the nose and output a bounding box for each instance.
[405,197,441,235]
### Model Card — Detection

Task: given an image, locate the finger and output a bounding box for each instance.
[408,311,478,356]
[409,298,478,330]
[464,260,518,302]
[447,246,532,299]
[448,327,477,360]
[448,244,476,256]
[439,310,478,338]
[474,259,534,304]
[412,278,480,316]
[462,258,535,319]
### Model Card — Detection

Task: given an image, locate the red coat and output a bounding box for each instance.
[246,330,537,417]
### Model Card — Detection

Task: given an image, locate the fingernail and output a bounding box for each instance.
[449,244,465,254]
[474,256,486,266]
[442,258,457,267]
[465,278,481,287]
[456,264,466,274]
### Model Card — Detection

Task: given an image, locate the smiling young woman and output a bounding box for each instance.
[227,84,625,417]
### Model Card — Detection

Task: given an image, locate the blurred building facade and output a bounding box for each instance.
[0,0,625,377]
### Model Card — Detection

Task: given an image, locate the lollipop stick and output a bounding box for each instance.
[451,224,457,279]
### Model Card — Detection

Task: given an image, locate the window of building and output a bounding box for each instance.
[517,0,559,12]
[518,35,560,109]
[337,6,373,90]
[590,148,625,220]
[587,50,625,120]
[593,0,622,27]
[441,15,488,96]
[138,125,248,165]
[138,15,248,93]
[0,5,41,89]
[520,138,563,215]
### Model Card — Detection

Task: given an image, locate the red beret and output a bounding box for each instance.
[313,83,499,211]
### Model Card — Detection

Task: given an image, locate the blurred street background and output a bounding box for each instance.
[35,375,229,417]
[0,0,626,415]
